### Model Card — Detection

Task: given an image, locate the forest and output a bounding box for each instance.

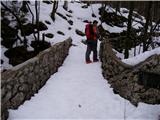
[1,1,160,70]
[1,1,160,120]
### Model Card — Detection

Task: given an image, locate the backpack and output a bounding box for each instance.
[85,23,94,40]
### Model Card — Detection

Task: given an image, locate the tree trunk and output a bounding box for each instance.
[116,1,120,15]
[101,3,107,24]
[21,1,28,13]
[63,1,68,11]
[124,2,134,59]
[35,1,40,41]
[143,1,152,52]
[51,1,58,21]
[25,2,37,41]
[1,2,27,48]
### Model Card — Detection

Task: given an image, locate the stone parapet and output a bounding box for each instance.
[1,38,72,120]
[100,38,160,106]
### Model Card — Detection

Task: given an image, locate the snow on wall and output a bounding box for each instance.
[100,38,160,106]
[1,38,72,120]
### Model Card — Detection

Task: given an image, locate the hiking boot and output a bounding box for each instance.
[93,59,99,62]
[86,60,92,64]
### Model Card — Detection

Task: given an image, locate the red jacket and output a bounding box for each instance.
[93,25,97,40]
[85,23,97,40]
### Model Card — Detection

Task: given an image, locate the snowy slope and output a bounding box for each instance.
[9,40,160,120]
[1,1,160,70]
[0,1,101,70]
[123,47,160,65]
[8,1,160,120]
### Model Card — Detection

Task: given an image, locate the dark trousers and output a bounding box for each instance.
[85,40,97,61]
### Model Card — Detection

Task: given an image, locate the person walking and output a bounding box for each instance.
[85,20,99,64]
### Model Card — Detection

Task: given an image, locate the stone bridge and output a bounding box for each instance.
[1,37,160,120]
[1,38,72,120]
[100,38,160,106]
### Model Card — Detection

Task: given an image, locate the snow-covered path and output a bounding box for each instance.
[8,42,123,119]
[9,41,160,120]
[2,1,160,119]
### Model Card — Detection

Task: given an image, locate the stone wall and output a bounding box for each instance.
[1,38,72,120]
[100,39,132,80]
[100,38,160,106]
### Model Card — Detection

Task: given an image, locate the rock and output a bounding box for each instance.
[122,9,129,14]
[1,21,18,48]
[18,84,30,92]
[68,10,73,13]
[1,109,9,120]
[21,23,34,36]
[2,18,10,25]
[109,33,120,38]
[78,104,82,108]
[19,75,25,83]
[2,91,12,103]
[45,33,54,38]
[83,20,91,23]
[4,46,36,66]
[75,29,85,36]
[20,4,28,13]
[68,27,72,30]
[132,12,143,21]
[10,92,25,109]
[72,44,78,47]
[68,20,73,25]
[56,12,67,20]
[1,59,4,64]
[92,13,96,18]
[31,40,51,53]
[66,14,72,18]
[6,84,13,90]
[45,20,51,25]
[57,31,65,36]
[42,0,52,4]
[82,5,88,8]
[35,21,48,31]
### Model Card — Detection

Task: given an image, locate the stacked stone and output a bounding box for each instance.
[100,39,132,80]
[100,38,160,106]
[1,38,72,120]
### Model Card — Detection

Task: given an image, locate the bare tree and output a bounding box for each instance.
[51,1,58,21]
[115,1,121,14]
[152,19,160,32]
[20,1,28,13]
[25,2,37,41]
[63,1,68,11]
[100,2,108,25]
[124,2,134,59]
[142,1,152,52]
[1,1,27,48]
[35,1,40,41]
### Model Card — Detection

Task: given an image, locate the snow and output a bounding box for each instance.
[8,41,160,120]
[1,1,159,71]
[7,1,160,120]
[9,42,123,119]
[132,21,143,30]
[123,47,160,65]
[120,8,129,19]
[153,36,160,44]
[0,45,13,71]
[102,22,127,33]
[106,5,116,13]
[113,48,124,59]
